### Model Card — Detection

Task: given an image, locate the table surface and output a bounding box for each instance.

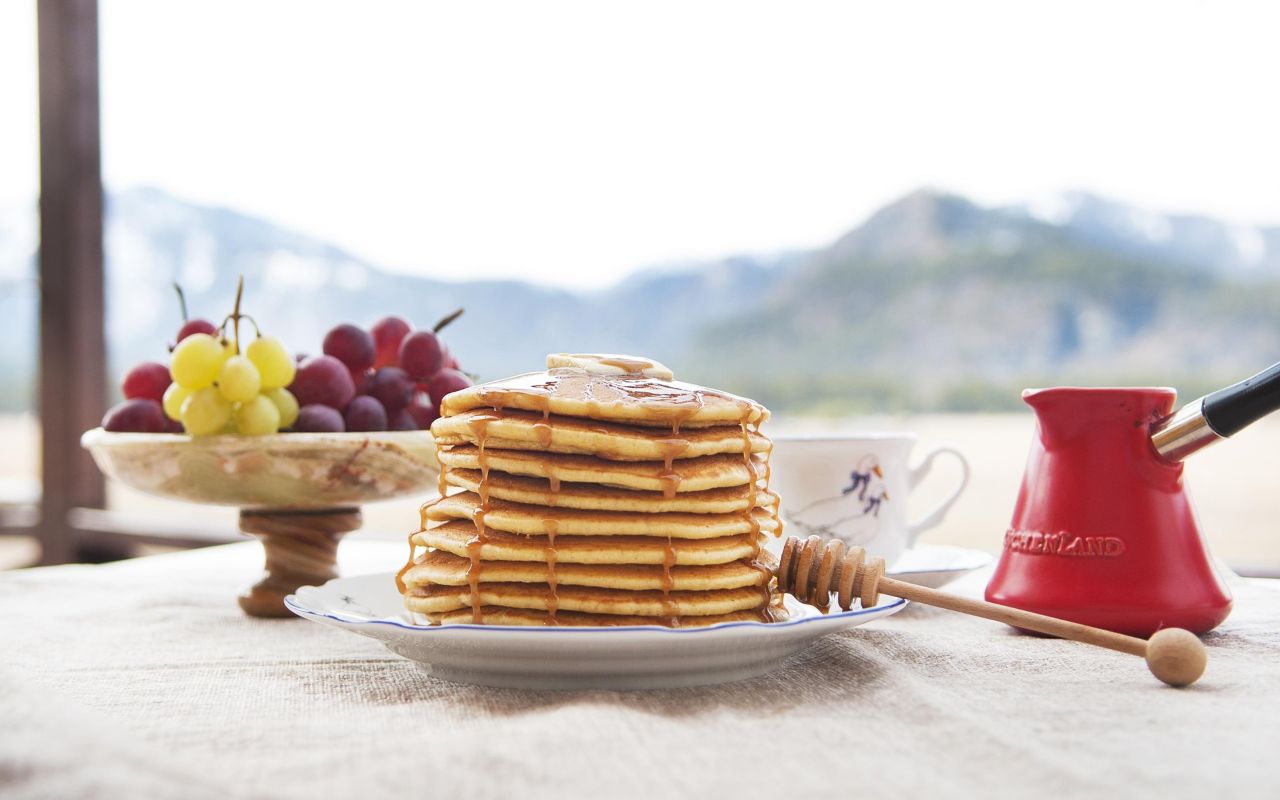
[2,541,1278,800]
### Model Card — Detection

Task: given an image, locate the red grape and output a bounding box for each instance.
[344,395,388,432]
[294,404,345,433]
[405,397,439,429]
[399,331,445,379]
[323,323,376,372]
[371,316,412,369]
[427,368,472,405]
[290,355,356,410]
[368,367,414,414]
[388,408,417,431]
[102,398,167,433]
[351,368,371,395]
[175,318,217,344]
[121,361,171,403]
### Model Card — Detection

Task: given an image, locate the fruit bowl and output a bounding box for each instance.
[81,429,439,618]
[81,429,438,509]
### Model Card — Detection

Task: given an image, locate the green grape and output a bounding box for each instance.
[170,333,227,389]
[235,394,281,436]
[162,383,192,421]
[265,387,299,428]
[218,355,261,403]
[246,335,296,390]
[180,387,232,435]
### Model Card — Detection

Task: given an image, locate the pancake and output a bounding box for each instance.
[415,521,763,565]
[421,606,780,627]
[430,409,770,461]
[425,492,781,539]
[437,446,765,493]
[443,468,777,513]
[440,360,767,428]
[405,581,771,617]
[403,549,774,591]
[400,353,781,629]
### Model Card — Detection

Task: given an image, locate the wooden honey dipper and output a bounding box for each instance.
[777,535,1208,687]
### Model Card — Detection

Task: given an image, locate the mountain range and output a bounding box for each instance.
[1,186,1277,413]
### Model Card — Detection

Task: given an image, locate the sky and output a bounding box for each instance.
[2,0,1279,288]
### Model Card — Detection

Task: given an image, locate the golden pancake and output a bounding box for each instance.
[415,521,763,565]
[430,409,770,461]
[405,581,771,617]
[440,362,767,428]
[425,492,781,539]
[421,606,780,627]
[443,468,777,514]
[402,549,774,591]
[437,446,766,493]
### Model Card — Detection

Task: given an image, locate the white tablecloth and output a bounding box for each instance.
[2,542,1278,799]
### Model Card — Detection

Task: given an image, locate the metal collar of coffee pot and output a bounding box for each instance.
[1150,360,1280,462]
[1150,398,1223,463]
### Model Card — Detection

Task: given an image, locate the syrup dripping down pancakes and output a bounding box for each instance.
[397,353,784,627]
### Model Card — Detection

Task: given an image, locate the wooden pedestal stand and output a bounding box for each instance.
[237,507,362,618]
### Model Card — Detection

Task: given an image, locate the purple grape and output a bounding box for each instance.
[371,316,412,369]
[290,355,356,410]
[427,368,473,406]
[351,368,371,395]
[102,399,167,433]
[293,404,346,433]
[122,361,171,403]
[368,366,415,414]
[399,330,445,380]
[405,397,439,429]
[388,408,417,431]
[323,323,376,372]
[344,395,388,432]
[175,318,217,344]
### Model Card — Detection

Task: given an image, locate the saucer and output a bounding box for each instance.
[888,545,994,589]
[286,573,906,690]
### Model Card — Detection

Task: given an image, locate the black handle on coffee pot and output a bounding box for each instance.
[1151,360,1280,462]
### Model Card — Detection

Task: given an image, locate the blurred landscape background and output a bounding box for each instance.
[2,0,1278,570]
[4,185,1280,414]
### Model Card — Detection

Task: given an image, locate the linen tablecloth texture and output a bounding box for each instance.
[2,542,1277,800]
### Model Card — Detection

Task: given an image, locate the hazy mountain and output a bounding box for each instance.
[692,190,1280,411]
[1,186,1276,413]
[1009,191,1280,277]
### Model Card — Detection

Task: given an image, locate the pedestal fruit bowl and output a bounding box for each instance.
[82,429,439,617]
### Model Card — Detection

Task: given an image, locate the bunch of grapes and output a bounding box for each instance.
[102,281,299,436]
[290,309,472,433]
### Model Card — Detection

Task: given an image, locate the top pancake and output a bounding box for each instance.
[439,366,768,428]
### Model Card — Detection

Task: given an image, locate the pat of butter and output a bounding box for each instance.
[546,353,674,381]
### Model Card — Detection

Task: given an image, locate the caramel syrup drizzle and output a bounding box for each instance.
[465,413,498,624]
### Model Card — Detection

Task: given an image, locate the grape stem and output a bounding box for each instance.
[218,275,251,354]
[173,282,189,323]
[433,307,465,333]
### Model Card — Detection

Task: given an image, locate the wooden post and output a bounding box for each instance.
[36,0,107,564]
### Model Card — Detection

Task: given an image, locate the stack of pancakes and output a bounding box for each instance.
[397,353,783,627]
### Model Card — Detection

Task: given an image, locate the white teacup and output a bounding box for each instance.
[768,434,970,567]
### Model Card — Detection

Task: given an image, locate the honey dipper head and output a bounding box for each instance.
[1145,628,1207,687]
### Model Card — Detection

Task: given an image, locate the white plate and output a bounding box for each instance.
[888,544,993,589]
[286,573,906,690]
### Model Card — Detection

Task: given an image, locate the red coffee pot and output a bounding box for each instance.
[986,362,1280,636]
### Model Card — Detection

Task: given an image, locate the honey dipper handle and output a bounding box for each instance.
[877,576,1207,687]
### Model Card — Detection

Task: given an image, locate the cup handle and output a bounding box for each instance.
[906,447,970,546]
